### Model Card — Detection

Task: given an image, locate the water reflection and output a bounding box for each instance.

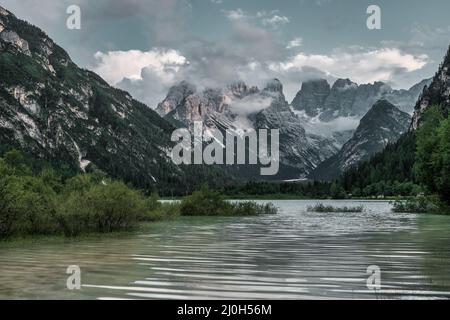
[0,200,449,300]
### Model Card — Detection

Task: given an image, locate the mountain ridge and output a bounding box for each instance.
[0,5,235,194]
[310,100,411,181]
[291,77,432,121]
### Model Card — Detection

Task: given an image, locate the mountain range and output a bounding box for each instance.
[0,6,234,194]
[156,76,430,180]
[291,77,432,121]
[0,5,436,186]
[310,100,411,180]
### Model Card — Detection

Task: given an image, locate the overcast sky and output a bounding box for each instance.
[1,0,450,107]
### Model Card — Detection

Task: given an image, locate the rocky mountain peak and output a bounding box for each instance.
[291,79,331,117]
[262,79,286,104]
[0,5,11,17]
[263,78,283,94]
[292,77,431,120]
[310,99,411,180]
[332,78,358,90]
[301,79,330,92]
[156,81,196,116]
[227,81,259,98]
[362,100,408,124]
[411,45,450,130]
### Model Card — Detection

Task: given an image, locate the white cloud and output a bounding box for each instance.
[92,49,188,85]
[287,38,303,49]
[261,14,290,28]
[224,9,289,29]
[224,8,247,21]
[230,95,273,115]
[269,48,428,85]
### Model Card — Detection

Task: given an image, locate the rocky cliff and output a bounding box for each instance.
[411,46,450,130]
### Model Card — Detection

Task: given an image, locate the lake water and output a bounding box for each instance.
[1,200,450,300]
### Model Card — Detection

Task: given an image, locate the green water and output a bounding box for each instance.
[0,200,449,300]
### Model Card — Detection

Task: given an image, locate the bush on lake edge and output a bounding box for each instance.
[0,151,277,239]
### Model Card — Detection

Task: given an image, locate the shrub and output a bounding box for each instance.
[0,175,57,237]
[144,202,181,221]
[56,182,149,236]
[180,186,228,216]
[180,186,278,216]
[229,202,278,216]
[307,203,364,213]
[391,197,441,214]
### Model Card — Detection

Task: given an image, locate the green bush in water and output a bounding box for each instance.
[180,186,278,216]
[56,181,150,236]
[307,203,365,213]
[391,197,441,214]
[0,160,58,238]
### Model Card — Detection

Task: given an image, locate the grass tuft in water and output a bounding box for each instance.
[390,197,448,214]
[307,203,364,213]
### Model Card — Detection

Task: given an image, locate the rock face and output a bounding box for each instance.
[292,78,432,121]
[157,79,338,179]
[254,80,337,177]
[291,79,330,117]
[0,5,216,192]
[155,81,196,117]
[310,100,411,180]
[411,46,450,130]
[0,30,30,55]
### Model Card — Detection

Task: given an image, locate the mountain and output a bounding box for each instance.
[253,79,338,178]
[0,5,233,194]
[411,45,450,130]
[310,100,411,180]
[291,78,432,121]
[157,79,338,179]
[328,45,450,194]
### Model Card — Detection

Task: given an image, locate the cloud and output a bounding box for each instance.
[388,23,450,56]
[230,95,273,115]
[92,49,188,85]
[223,8,247,21]
[3,1,433,110]
[269,47,428,85]
[224,8,290,29]
[287,38,303,49]
[261,15,290,28]
[92,48,189,107]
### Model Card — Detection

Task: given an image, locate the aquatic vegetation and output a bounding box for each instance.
[180,186,278,217]
[307,203,365,213]
[0,151,278,238]
[390,197,444,214]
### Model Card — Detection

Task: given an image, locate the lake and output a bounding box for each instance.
[0,200,450,300]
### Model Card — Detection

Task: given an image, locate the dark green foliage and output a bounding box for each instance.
[337,132,417,194]
[56,182,150,236]
[180,186,278,216]
[391,197,440,214]
[0,154,58,237]
[0,150,277,238]
[0,150,169,238]
[307,204,364,213]
[230,202,278,216]
[414,107,450,205]
[180,186,228,216]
